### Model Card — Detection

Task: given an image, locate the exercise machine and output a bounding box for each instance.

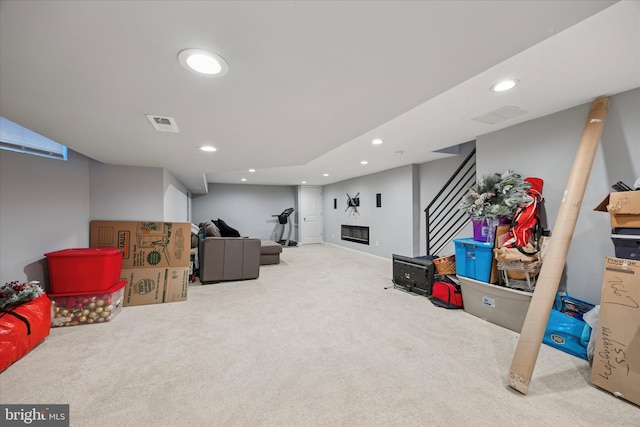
[272,208,297,247]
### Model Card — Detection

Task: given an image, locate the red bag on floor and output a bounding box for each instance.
[0,294,51,372]
[431,281,463,309]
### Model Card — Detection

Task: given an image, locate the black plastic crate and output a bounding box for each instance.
[611,228,640,260]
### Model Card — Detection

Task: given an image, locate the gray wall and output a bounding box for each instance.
[0,149,91,285]
[475,88,639,303]
[419,141,476,256]
[323,165,418,258]
[0,152,192,286]
[163,169,189,222]
[191,183,297,240]
[89,162,164,221]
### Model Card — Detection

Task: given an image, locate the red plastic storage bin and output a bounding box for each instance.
[49,280,126,327]
[45,247,124,293]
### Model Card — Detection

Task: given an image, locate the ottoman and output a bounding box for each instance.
[260,240,283,265]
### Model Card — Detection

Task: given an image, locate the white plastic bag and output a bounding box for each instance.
[582,305,600,366]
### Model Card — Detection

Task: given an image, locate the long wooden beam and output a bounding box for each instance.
[508,97,610,394]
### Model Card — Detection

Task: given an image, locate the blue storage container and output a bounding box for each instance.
[543,309,591,360]
[453,238,494,282]
[542,294,594,360]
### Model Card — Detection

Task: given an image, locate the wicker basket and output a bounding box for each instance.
[497,261,541,280]
[434,254,456,275]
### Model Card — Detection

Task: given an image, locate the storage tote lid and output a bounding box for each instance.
[453,237,494,248]
[47,280,127,297]
[611,228,640,237]
[45,247,123,257]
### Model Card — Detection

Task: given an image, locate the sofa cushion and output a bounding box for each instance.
[214,218,241,237]
[260,240,283,255]
[259,240,282,265]
[204,222,222,237]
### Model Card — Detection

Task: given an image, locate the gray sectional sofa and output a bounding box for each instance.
[199,237,261,283]
[198,237,283,283]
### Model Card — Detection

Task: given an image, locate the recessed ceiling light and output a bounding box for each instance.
[323,173,329,177]
[241,178,247,182]
[371,138,383,145]
[301,181,307,184]
[490,79,519,92]
[178,49,229,76]
[361,160,368,165]
[200,145,217,152]
[249,169,256,173]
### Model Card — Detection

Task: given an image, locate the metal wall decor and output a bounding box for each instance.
[346,192,360,217]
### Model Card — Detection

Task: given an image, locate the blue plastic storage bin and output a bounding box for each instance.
[543,309,591,360]
[453,238,494,282]
[542,294,594,360]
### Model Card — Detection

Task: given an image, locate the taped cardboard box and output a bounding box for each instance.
[594,191,640,228]
[90,221,191,269]
[120,267,189,307]
[590,257,640,406]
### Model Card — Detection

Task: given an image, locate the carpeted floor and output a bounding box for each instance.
[1,243,637,426]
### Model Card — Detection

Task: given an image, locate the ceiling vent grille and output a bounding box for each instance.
[146,114,179,133]
[472,105,528,125]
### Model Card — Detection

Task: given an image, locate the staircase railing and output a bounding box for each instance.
[425,147,476,255]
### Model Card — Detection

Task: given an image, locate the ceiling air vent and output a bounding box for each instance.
[146,114,179,133]
[472,105,528,125]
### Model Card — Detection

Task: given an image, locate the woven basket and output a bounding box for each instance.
[497,261,541,280]
[434,254,456,275]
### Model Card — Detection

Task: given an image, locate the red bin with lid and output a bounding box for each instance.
[45,248,124,293]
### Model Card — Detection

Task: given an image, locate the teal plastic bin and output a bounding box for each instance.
[453,238,494,282]
[542,294,594,361]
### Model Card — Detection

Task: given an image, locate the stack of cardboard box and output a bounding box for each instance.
[90,221,191,307]
[591,191,640,406]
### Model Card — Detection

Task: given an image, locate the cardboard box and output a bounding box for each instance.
[490,225,511,284]
[120,267,189,307]
[164,267,190,303]
[594,191,640,228]
[590,257,640,406]
[90,221,191,269]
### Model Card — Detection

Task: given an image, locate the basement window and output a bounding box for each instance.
[0,116,68,161]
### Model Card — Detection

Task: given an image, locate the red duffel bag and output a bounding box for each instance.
[431,281,464,309]
[0,294,51,372]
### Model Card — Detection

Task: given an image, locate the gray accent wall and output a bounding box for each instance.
[163,169,189,222]
[191,183,297,240]
[323,165,419,259]
[0,149,91,285]
[89,162,164,221]
[89,163,189,222]
[418,141,476,256]
[0,152,192,285]
[475,88,639,303]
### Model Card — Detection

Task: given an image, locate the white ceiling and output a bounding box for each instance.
[1,1,638,194]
